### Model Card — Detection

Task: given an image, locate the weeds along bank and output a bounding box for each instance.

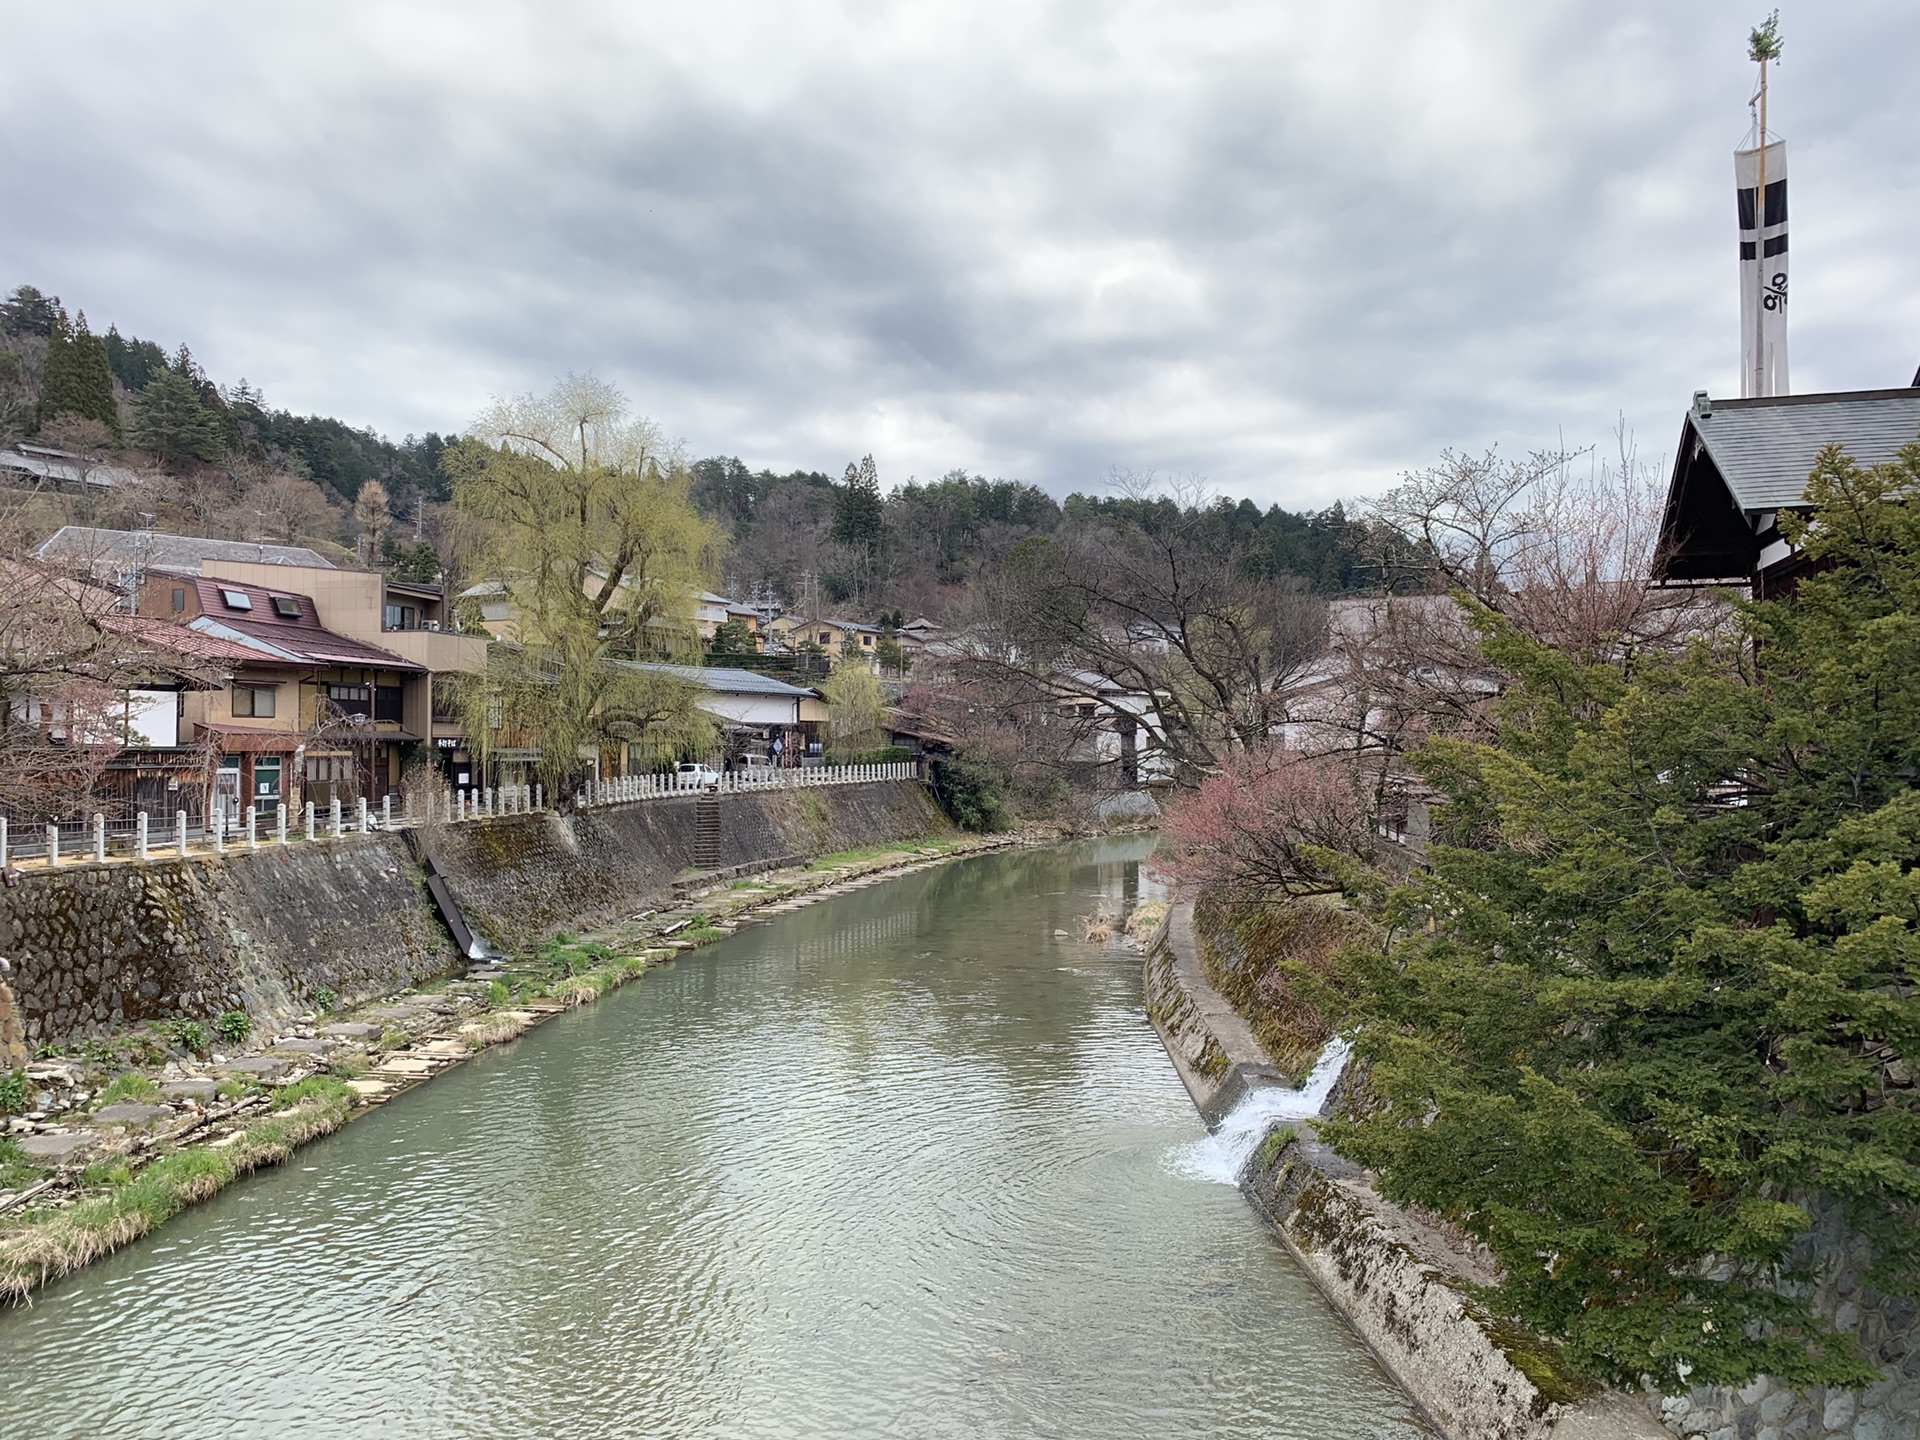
[0,833,1012,1306]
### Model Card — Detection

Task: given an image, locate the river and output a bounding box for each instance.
[0,835,1424,1440]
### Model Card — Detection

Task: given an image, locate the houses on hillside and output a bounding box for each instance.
[6,528,925,824]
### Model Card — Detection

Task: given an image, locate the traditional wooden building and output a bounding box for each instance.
[1656,386,1920,595]
[135,573,426,817]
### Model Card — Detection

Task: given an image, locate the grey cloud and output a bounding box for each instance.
[3,1,1916,508]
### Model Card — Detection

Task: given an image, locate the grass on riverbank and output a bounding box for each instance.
[806,838,964,871]
[0,1079,355,1304]
[1,829,1028,1307]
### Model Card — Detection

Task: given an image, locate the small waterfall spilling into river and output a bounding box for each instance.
[1169,1038,1352,1185]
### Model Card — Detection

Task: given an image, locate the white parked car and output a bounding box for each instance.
[676,763,721,790]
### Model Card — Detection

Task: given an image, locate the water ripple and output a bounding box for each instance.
[0,839,1423,1440]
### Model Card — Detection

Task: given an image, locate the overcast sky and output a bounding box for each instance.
[3,2,1915,507]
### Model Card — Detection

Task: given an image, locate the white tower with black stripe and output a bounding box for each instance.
[1736,13,1787,398]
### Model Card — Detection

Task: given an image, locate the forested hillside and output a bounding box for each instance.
[3,280,1395,616]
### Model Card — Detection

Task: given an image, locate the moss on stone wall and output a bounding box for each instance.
[1192,891,1374,1080]
[420,782,952,954]
[1,839,460,1050]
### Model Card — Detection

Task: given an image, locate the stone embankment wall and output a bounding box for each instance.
[1,837,459,1050]
[415,781,952,951]
[1146,899,1920,1440]
[1144,901,1668,1440]
[1652,1199,1920,1440]
[0,781,953,1050]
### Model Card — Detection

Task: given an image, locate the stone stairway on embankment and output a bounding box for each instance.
[691,795,724,870]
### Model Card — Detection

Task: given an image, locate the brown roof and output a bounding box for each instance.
[188,577,422,671]
[99,613,274,668]
[194,724,306,753]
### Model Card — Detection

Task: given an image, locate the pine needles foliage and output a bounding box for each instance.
[1321,440,1920,1392]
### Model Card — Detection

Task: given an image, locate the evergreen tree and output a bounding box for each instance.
[37,310,118,436]
[832,454,885,558]
[0,285,59,338]
[131,368,226,467]
[1321,441,1920,1391]
[709,615,755,658]
[102,326,170,394]
[379,536,442,583]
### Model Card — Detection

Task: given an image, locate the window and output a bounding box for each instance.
[271,596,301,619]
[375,685,404,723]
[232,684,276,718]
[861,634,873,646]
[383,604,416,631]
[220,589,253,611]
[327,683,372,717]
[170,587,186,614]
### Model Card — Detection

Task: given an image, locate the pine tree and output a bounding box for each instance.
[37,310,118,436]
[131,368,226,468]
[832,453,885,559]
[0,285,60,338]
[1320,441,1920,1392]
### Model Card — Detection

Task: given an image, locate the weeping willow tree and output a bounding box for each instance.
[446,374,721,797]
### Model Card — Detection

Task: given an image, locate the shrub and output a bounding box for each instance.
[165,1019,208,1055]
[214,1010,252,1045]
[929,756,1009,832]
[486,980,511,1008]
[312,988,340,1015]
[0,1070,31,1115]
[1155,745,1370,898]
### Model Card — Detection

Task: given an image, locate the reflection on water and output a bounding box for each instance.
[0,837,1424,1440]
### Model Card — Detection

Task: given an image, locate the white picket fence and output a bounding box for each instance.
[0,765,922,868]
[576,761,921,809]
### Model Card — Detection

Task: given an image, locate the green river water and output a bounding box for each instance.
[0,835,1424,1440]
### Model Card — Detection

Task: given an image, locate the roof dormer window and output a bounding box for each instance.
[220,589,253,611]
[271,596,301,618]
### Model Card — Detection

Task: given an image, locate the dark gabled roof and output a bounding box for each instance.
[1688,388,1920,511]
[185,577,422,671]
[1658,387,1920,582]
[34,526,336,575]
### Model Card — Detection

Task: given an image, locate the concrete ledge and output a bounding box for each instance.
[1145,899,1666,1440]
[671,852,810,900]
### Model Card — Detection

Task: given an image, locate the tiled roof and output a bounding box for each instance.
[98,613,273,668]
[187,578,422,671]
[1689,388,1920,513]
[625,662,818,697]
[35,526,336,574]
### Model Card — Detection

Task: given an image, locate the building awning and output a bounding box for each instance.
[309,728,423,746]
[195,725,305,754]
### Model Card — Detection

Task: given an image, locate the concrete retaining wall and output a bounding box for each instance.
[1144,900,1668,1440]
[414,780,952,952]
[1148,899,1920,1440]
[0,836,460,1048]
[0,781,953,1048]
